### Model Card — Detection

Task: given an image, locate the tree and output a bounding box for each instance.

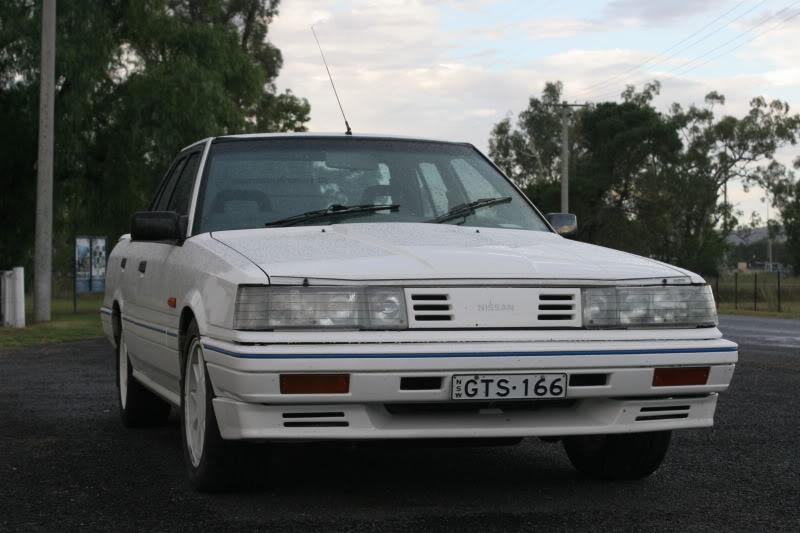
[777,185,800,271]
[764,159,800,272]
[488,81,565,188]
[0,0,309,281]
[665,93,800,268]
[573,83,681,251]
[488,81,800,274]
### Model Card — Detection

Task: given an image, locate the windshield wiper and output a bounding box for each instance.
[428,196,512,224]
[265,203,400,228]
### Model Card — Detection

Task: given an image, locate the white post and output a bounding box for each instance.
[12,267,25,328]
[1,269,25,328]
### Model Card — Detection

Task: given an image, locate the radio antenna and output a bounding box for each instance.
[311,25,352,136]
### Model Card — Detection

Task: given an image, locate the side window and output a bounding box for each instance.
[167,153,200,216]
[152,157,186,211]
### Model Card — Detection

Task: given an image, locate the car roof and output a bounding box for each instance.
[181,132,471,152]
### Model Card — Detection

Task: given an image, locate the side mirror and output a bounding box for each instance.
[130,211,186,243]
[545,213,578,238]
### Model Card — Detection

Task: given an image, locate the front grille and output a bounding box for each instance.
[281,411,348,428]
[404,287,583,328]
[569,373,608,387]
[635,404,690,422]
[537,292,577,321]
[409,292,452,323]
[400,376,444,390]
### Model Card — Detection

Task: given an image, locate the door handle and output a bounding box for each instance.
[138,261,147,274]
[120,258,127,270]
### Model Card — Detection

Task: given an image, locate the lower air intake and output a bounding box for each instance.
[281,411,348,428]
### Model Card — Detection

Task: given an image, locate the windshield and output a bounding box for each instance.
[193,138,550,233]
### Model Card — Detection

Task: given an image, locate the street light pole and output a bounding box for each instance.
[34,0,56,322]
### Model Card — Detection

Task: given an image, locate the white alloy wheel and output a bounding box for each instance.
[119,331,129,409]
[184,339,207,468]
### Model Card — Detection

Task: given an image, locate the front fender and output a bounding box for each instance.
[183,288,209,336]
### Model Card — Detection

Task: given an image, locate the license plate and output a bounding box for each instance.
[451,373,567,400]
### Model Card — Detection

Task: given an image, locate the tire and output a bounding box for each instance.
[563,431,671,480]
[180,319,267,492]
[116,328,172,428]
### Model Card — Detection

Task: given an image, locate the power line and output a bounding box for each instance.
[579,0,772,99]
[669,7,800,78]
[588,1,800,102]
[665,2,800,77]
[591,2,800,101]
[574,0,756,98]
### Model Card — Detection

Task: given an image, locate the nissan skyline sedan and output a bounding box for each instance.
[100,133,737,491]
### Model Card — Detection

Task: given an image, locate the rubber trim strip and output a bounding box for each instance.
[201,344,737,360]
[123,315,178,338]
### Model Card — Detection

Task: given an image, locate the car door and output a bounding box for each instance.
[133,150,202,395]
[122,156,186,384]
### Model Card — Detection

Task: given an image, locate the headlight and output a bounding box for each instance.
[582,285,717,328]
[234,286,408,330]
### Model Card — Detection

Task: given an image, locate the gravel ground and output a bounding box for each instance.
[0,318,798,532]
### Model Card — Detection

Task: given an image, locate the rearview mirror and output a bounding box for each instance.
[131,211,185,243]
[325,151,379,171]
[545,213,578,238]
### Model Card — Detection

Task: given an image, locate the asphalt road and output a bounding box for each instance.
[718,314,800,354]
[1,317,798,532]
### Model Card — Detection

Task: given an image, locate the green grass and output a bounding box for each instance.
[709,274,800,318]
[0,294,105,352]
[717,303,800,320]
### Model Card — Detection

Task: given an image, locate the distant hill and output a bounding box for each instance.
[727,226,786,246]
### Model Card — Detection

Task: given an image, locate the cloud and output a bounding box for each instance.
[478,17,607,40]
[737,11,800,86]
[269,0,543,149]
[603,0,729,26]
[270,1,797,221]
[542,48,653,69]
[268,0,799,224]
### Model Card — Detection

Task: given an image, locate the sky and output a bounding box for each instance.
[268,0,800,223]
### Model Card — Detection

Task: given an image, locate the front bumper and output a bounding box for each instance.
[213,394,720,440]
[201,335,737,440]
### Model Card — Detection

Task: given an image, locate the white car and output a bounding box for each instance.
[101,133,737,491]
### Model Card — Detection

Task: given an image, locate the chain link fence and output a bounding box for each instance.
[705,272,800,314]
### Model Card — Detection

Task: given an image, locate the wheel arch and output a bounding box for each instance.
[178,306,197,357]
[111,300,122,347]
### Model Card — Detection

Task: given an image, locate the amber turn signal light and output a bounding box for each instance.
[280,374,350,394]
[652,367,710,387]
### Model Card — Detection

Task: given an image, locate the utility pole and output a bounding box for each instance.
[546,101,587,213]
[34,0,56,322]
[560,104,569,213]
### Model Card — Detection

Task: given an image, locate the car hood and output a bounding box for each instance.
[211,223,699,284]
